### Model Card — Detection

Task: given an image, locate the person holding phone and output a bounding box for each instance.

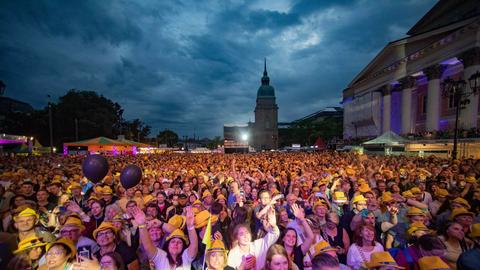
[227,206,280,270]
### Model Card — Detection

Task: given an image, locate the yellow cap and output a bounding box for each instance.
[216,194,226,202]
[14,236,47,254]
[466,176,476,184]
[352,195,367,204]
[14,208,39,221]
[168,215,186,230]
[333,192,348,203]
[417,256,449,270]
[166,229,189,245]
[93,222,119,240]
[102,186,113,194]
[345,167,356,176]
[367,251,404,269]
[312,241,336,257]
[313,199,329,209]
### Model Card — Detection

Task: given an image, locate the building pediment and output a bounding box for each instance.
[407,0,479,36]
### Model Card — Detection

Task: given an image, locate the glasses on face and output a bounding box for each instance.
[46,250,66,257]
[97,230,114,238]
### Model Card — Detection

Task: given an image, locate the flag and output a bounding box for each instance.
[202,215,212,249]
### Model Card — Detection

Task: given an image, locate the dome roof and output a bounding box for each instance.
[257,85,275,97]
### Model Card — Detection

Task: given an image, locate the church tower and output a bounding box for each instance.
[254,59,278,150]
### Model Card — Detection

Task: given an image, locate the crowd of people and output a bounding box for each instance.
[0,151,480,270]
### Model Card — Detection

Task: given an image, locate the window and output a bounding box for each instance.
[448,93,459,109]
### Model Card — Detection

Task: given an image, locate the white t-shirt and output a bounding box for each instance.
[346,242,384,270]
[227,226,280,270]
[152,247,194,270]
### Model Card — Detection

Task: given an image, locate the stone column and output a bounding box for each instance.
[399,76,416,134]
[424,64,447,131]
[382,85,391,133]
[459,47,480,129]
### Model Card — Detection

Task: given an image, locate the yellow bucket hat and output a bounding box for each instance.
[366,251,404,269]
[207,239,227,254]
[312,241,336,257]
[407,207,426,217]
[352,195,367,204]
[402,190,414,199]
[46,237,77,258]
[410,187,422,195]
[14,236,47,254]
[417,256,449,270]
[194,210,218,229]
[166,229,189,245]
[358,183,371,193]
[14,207,39,221]
[434,189,449,198]
[407,222,431,237]
[61,217,86,231]
[202,190,212,200]
[452,197,471,209]
[93,222,119,240]
[381,192,395,203]
[450,207,474,220]
[168,215,186,230]
[469,223,480,238]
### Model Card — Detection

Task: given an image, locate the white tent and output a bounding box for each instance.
[362,131,409,146]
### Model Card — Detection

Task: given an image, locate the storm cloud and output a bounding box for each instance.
[0,0,436,138]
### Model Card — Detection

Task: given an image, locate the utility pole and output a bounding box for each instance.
[48,95,53,154]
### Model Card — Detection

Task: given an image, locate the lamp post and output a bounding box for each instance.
[47,95,54,155]
[441,70,480,160]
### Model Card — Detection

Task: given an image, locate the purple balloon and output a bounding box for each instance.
[82,155,109,183]
[120,164,142,189]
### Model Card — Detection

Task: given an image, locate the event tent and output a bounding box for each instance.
[63,136,142,155]
[362,131,409,146]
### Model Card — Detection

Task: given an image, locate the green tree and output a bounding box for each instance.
[156,129,179,147]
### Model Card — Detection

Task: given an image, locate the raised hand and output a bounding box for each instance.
[292,203,305,221]
[131,206,147,225]
[267,207,277,227]
[185,206,195,228]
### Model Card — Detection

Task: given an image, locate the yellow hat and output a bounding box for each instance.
[312,241,336,257]
[192,199,204,207]
[168,215,186,230]
[46,237,77,257]
[407,222,431,237]
[93,222,119,240]
[216,194,226,202]
[402,190,414,199]
[14,208,39,221]
[450,207,474,220]
[410,187,421,195]
[366,251,404,269]
[466,176,476,184]
[94,186,103,193]
[202,190,212,199]
[434,189,449,198]
[313,199,329,209]
[61,217,86,231]
[14,236,47,254]
[452,197,471,209]
[87,194,100,202]
[407,207,426,217]
[207,239,227,254]
[318,179,329,186]
[312,186,320,192]
[381,192,395,203]
[166,229,189,245]
[469,223,480,238]
[358,183,371,193]
[417,256,449,270]
[352,195,367,204]
[194,210,218,229]
[69,182,81,190]
[357,178,367,185]
[345,167,356,176]
[333,192,348,203]
[102,186,113,194]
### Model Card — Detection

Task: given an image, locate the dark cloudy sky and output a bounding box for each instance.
[0,0,437,138]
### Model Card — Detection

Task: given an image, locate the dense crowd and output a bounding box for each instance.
[0,152,480,270]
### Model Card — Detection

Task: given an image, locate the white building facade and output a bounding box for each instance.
[343,0,480,139]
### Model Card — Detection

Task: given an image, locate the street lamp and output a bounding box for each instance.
[441,70,480,160]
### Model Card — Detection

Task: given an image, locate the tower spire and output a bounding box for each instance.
[264,58,267,76]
